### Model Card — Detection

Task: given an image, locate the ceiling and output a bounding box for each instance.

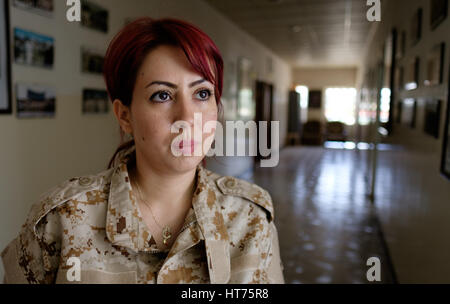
[206,0,374,68]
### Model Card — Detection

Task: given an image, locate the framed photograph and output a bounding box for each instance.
[401,98,417,128]
[430,0,448,30]
[13,0,53,17]
[0,0,12,114]
[81,46,104,75]
[424,42,445,86]
[441,60,450,179]
[14,27,54,68]
[81,0,108,33]
[16,83,56,118]
[405,57,420,90]
[423,99,442,138]
[410,8,422,46]
[236,57,256,121]
[82,89,109,114]
[308,90,322,109]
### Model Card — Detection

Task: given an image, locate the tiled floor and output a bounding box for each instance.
[240,146,396,284]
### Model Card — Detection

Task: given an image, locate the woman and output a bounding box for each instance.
[1,17,284,284]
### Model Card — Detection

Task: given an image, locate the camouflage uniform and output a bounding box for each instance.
[1,145,284,284]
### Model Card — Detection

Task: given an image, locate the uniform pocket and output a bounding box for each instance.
[55,268,137,284]
[229,254,266,283]
[230,254,260,273]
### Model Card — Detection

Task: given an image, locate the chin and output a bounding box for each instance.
[168,156,203,173]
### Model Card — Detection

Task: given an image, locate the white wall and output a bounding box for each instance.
[360,0,450,282]
[0,0,292,280]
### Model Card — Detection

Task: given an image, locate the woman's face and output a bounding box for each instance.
[114,44,218,174]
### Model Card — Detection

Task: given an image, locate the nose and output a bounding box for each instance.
[174,92,195,126]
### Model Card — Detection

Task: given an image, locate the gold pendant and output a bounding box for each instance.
[162,226,172,245]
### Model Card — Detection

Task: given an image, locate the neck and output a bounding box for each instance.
[129,157,198,210]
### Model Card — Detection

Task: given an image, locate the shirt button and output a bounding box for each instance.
[79,177,93,186]
[225,178,236,188]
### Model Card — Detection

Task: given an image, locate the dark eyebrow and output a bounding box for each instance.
[145,79,207,89]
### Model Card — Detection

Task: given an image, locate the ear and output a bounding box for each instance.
[113,99,133,134]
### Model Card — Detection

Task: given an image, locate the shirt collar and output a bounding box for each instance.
[105,143,231,282]
[105,144,212,252]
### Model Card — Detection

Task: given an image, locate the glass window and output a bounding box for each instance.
[324,87,357,125]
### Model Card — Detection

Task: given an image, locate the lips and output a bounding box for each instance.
[179,140,202,150]
[179,140,195,149]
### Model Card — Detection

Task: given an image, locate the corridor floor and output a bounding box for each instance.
[241,146,396,284]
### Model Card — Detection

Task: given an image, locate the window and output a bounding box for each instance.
[295,85,309,109]
[380,88,391,123]
[324,87,357,125]
[295,85,308,122]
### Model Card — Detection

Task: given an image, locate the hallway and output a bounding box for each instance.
[243,146,396,284]
[1,0,449,285]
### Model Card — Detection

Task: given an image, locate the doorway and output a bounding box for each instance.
[255,80,274,164]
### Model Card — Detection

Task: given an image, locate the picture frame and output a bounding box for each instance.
[81,0,109,33]
[410,8,422,46]
[441,60,450,179]
[16,83,56,118]
[424,42,445,86]
[308,90,322,109]
[81,46,104,75]
[82,88,109,114]
[14,27,54,69]
[405,57,420,90]
[430,0,448,30]
[0,0,12,114]
[13,0,53,17]
[423,99,442,138]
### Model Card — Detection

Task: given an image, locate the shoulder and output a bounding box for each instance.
[202,168,279,280]
[202,167,274,222]
[24,168,114,237]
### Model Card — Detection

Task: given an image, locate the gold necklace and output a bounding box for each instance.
[134,179,172,246]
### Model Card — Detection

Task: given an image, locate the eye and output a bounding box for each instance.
[195,89,213,101]
[150,91,172,103]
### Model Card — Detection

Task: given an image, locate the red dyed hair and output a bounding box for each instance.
[103,17,224,168]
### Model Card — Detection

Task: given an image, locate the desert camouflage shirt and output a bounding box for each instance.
[1,145,284,284]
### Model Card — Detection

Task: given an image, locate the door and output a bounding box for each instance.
[255,81,274,163]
